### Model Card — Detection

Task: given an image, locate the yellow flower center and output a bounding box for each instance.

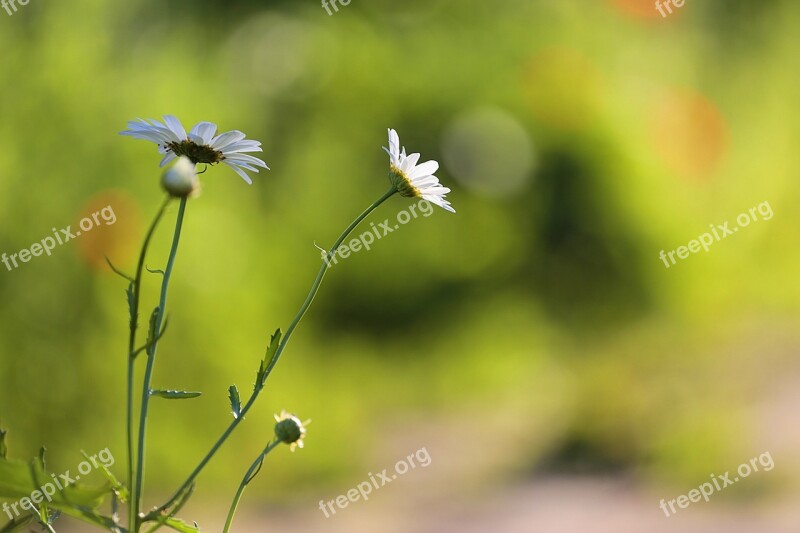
[389,165,421,198]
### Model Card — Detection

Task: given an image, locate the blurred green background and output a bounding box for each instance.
[1,0,799,531]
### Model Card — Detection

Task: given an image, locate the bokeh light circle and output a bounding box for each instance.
[225,13,338,99]
[650,88,728,180]
[441,108,535,198]
[607,0,663,20]
[75,190,142,271]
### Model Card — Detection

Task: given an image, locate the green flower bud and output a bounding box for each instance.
[274,410,308,451]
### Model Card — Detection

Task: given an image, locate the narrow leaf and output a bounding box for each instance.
[0,428,7,458]
[131,317,169,359]
[0,455,107,507]
[62,507,119,531]
[126,283,136,329]
[37,448,51,524]
[229,385,241,419]
[146,265,165,276]
[168,482,195,519]
[255,328,282,390]
[162,516,201,533]
[81,450,128,502]
[105,257,134,282]
[37,447,46,470]
[150,390,202,400]
[145,306,161,357]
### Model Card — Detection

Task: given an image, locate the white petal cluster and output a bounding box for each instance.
[121,115,268,184]
[384,129,454,213]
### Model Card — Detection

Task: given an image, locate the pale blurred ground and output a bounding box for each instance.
[51,367,800,532]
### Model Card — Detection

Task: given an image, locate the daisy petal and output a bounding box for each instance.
[160,152,177,167]
[211,130,247,150]
[401,153,421,172]
[189,122,217,145]
[123,115,268,185]
[388,128,400,157]
[163,115,187,140]
[423,194,456,213]
[410,160,439,179]
[221,140,263,154]
[384,128,454,213]
[224,161,254,184]
[225,153,270,169]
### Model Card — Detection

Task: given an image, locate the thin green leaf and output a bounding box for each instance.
[0,428,7,458]
[131,317,169,359]
[37,505,50,530]
[244,455,266,485]
[0,455,107,509]
[62,506,121,531]
[153,516,200,533]
[81,450,128,502]
[146,265,165,276]
[140,483,195,529]
[168,483,195,519]
[105,257,134,282]
[146,307,161,357]
[150,390,202,400]
[36,447,51,525]
[29,449,56,527]
[255,328,282,390]
[126,283,136,329]
[228,386,241,419]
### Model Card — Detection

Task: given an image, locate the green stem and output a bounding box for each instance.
[39,519,56,533]
[144,187,397,523]
[127,196,171,533]
[31,504,57,533]
[132,197,189,531]
[222,440,281,533]
[266,186,398,379]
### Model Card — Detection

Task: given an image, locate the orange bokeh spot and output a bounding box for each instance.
[522,47,603,131]
[607,0,662,20]
[74,190,142,272]
[650,88,728,180]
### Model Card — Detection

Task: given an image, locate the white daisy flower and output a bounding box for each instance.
[120,115,269,184]
[383,128,454,213]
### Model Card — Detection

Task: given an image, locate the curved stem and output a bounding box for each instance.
[222,440,281,533]
[132,197,189,531]
[146,188,397,521]
[127,196,171,532]
[266,187,398,378]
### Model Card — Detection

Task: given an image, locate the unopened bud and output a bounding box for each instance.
[161,156,199,197]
